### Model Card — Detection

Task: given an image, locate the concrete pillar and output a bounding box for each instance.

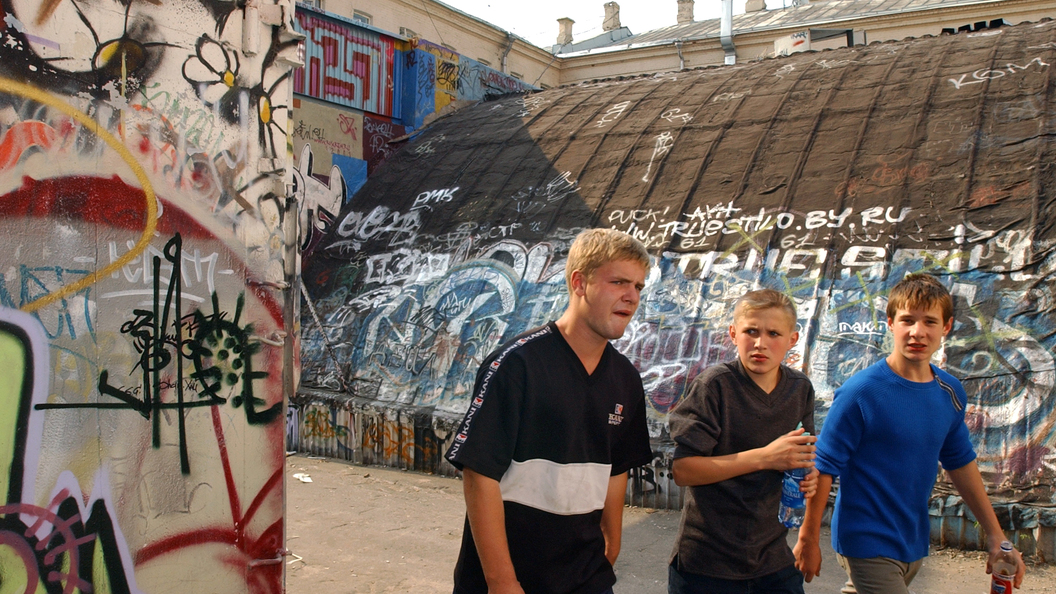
[557,17,575,45]
[603,2,621,32]
[677,0,694,25]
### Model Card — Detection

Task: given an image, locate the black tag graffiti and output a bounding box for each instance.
[37,234,280,474]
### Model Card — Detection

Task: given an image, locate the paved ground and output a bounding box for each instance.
[286,455,1056,593]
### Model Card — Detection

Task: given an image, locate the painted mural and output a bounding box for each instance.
[0,1,299,592]
[293,6,398,117]
[296,20,1056,545]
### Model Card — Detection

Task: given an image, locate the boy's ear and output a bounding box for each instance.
[570,269,587,296]
[789,330,800,348]
[942,316,953,336]
[728,324,736,341]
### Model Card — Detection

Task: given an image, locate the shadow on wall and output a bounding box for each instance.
[300,92,597,416]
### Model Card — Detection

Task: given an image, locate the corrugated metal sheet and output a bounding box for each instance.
[293,6,398,117]
[298,19,1056,557]
[288,389,459,475]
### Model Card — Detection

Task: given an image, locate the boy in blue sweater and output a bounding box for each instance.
[794,273,1026,593]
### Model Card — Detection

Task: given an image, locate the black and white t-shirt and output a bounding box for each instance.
[446,322,653,594]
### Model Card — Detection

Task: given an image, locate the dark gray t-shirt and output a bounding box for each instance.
[669,360,815,579]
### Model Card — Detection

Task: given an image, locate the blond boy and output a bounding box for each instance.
[446,229,653,594]
[668,289,818,594]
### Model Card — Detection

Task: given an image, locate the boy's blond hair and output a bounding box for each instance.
[564,228,650,293]
[886,273,953,323]
[733,289,798,328]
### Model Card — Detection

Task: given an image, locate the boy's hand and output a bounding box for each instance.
[800,467,820,499]
[761,428,816,471]
[793,536,822,582]
[986,539,1026,589]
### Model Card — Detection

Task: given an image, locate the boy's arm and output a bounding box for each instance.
[671,428,815,486]
[947,461,1026,588]
[793,472,833,583]
[600,472,629,566]
[462,468,526,594]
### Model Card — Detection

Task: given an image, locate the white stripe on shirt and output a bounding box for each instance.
[499,459,612,516]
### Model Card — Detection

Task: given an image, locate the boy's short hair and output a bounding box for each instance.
[565,228,650,292]
[886,273,953,322]
[733,289,798,328]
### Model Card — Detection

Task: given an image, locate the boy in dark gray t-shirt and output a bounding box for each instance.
[668,289,817,594]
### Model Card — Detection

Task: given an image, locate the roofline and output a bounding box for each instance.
[554,0,1014,57]
[407,0,545,51]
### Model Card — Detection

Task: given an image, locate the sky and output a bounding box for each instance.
[435,0,798,49]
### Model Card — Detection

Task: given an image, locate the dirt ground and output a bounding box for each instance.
[285,455,1056,593]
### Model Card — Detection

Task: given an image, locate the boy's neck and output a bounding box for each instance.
[885,353,935,383]
[555,313,607,375]
[744,364,781,394]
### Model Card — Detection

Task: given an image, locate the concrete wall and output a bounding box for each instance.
[0,1,300,591]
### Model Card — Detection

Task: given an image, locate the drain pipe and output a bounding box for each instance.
[675,39,685,70]
[720,0,736,65]
[500,31,514,73]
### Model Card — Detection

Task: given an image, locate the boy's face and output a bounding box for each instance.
[729,307,799,385]
[571,258,647,341]
[887,302,952,365]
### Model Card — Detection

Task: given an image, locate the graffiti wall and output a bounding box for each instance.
[293,7,398,116]
[296,20,1056,549]
[287,5,535,255]
[0,0,300,592]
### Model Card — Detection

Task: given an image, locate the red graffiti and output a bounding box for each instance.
[0,121,64,172]
[133,407,285,594]
[0,175,285,325]
[337,113,359,139]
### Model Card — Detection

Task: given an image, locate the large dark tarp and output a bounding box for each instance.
[302,20,1056,500]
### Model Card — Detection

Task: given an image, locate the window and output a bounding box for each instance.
[298,0,323,8]
[442,43,458,53]
[510,71,524,80]
[477,58,491,67]
[352,10,372,25]
[400,27,418,38]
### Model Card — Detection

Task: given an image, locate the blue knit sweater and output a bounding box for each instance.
[815,360,976,562]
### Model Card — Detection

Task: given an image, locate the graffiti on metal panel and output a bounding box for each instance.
[302,408,352,443]
[293,8,396,115]
[290,402,446,470]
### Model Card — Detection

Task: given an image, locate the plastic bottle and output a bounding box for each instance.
[778,424,811,529]
[989,540,1016,594]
